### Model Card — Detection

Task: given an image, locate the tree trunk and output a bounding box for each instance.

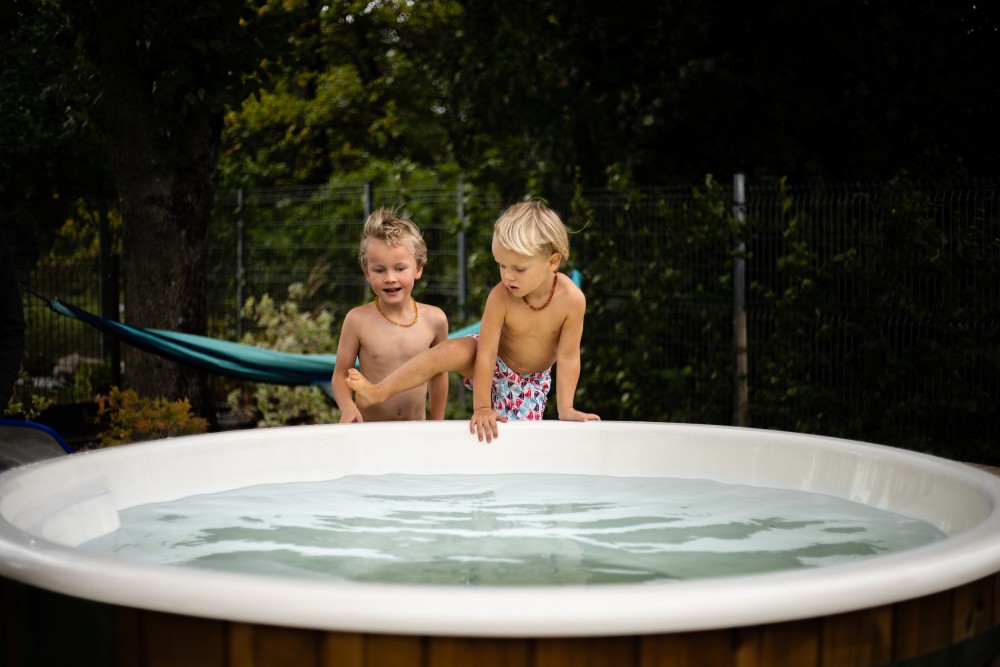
[85,0,236,424]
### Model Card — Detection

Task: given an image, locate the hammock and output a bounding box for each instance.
[37,270,579,390]
[44,297,479,389]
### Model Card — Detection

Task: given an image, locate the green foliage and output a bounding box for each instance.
[0,0,113,262]
[209,159,480,341]
[749,177,999,461]
[69,359,113,403]
[219,1,459,189]
[567,177,998,464]
[5,370,52,421]
[95,387,208,447]
[17,203,121,404]
[229,279,339,427]
[573,176,739,423]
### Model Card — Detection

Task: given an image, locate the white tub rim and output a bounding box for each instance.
[1,420,999,638]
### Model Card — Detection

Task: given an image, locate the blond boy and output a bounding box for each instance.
[346,199,599,440]
[331,208,449,421]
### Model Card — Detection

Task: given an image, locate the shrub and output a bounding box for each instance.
[229,277,340,426]
[95,387,209,447]
[5,370,52,420]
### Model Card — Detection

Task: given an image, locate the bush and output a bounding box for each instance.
[95,387,209,447]
[229,277,340,427]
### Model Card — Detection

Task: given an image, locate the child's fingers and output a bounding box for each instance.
[469,413,502,443]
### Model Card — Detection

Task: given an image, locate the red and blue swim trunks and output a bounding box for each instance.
[462,335,552,420]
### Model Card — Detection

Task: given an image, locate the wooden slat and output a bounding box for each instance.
[951,575,996,642]
[427,637,531,667]
[1,578,27,667]
[756,619,820,667]
[819,606,892,667]
[535,636,638,667]
[320,631,366,667]
[113,606,143,667]
[994,572,1000,667]
[140,611,226,667]
[228,622,256,666]
[362,634,424,667]
[892,589,953,661]
[229,622,321,667]
[640,628,756,667]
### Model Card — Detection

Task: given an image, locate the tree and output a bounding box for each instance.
[62,0,296,418]
[431,0,1000,190]
[220,0,458,188]
[0,0,112,265]
[218,1,1000,210]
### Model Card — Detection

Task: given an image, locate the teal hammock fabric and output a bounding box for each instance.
[46,298,479,389]
[40,270,579,389]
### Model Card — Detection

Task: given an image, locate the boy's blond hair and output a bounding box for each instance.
[493,200,570,264]
[358,207,428,270]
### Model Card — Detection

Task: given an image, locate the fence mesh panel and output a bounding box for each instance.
[9,178,999,456]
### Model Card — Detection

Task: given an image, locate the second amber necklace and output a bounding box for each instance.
[375,296,419,327]
[524,274,558,311]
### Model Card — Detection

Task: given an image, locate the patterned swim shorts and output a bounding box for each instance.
[463,335,552,420]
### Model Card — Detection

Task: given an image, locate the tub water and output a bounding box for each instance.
[2,421,999,666]
[79,472,945,586]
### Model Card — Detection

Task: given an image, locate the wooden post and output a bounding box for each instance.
[733,173,749,426]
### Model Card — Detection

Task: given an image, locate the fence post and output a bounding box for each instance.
[363,181,375,301]
[456,176,467,324]
[236,188,245,339]
[363,180,374,218]
[98,204,121,387]
[732,173,749,426]
[456,177,468,412]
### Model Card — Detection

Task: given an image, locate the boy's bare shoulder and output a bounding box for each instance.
[415,300,448,325]
[342,302,379,331]
[559,272,587,309]
[420,302,449,339]
[345,301,376,320]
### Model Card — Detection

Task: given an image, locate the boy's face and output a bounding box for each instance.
[491,240,559,298]
[364,240,423,302]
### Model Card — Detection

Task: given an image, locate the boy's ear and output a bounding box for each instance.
[548,252,562,270]
[415,264,425,280]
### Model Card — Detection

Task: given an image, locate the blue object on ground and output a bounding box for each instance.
[0,419,74,471]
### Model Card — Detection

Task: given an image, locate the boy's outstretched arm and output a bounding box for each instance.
[555,294,600,422]
[332,311,364,422]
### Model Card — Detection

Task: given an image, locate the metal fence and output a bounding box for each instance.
[742,179,998,456]
[11,177,999,457]
[207,181,478,339]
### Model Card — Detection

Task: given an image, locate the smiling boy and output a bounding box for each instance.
[331,208,448,421]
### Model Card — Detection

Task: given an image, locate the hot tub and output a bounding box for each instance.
[2,421,999,666]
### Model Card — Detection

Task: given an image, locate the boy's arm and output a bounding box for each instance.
[470,286,508,441]
[331,310,364,423]
[427,309,450,420]
[555,293,600,422]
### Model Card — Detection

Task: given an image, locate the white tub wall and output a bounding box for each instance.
[0,421,993,545]
[1,421,1000,637]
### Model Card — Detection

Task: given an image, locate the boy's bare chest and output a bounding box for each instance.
[503,312,561,341]
[362,326,436,364]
